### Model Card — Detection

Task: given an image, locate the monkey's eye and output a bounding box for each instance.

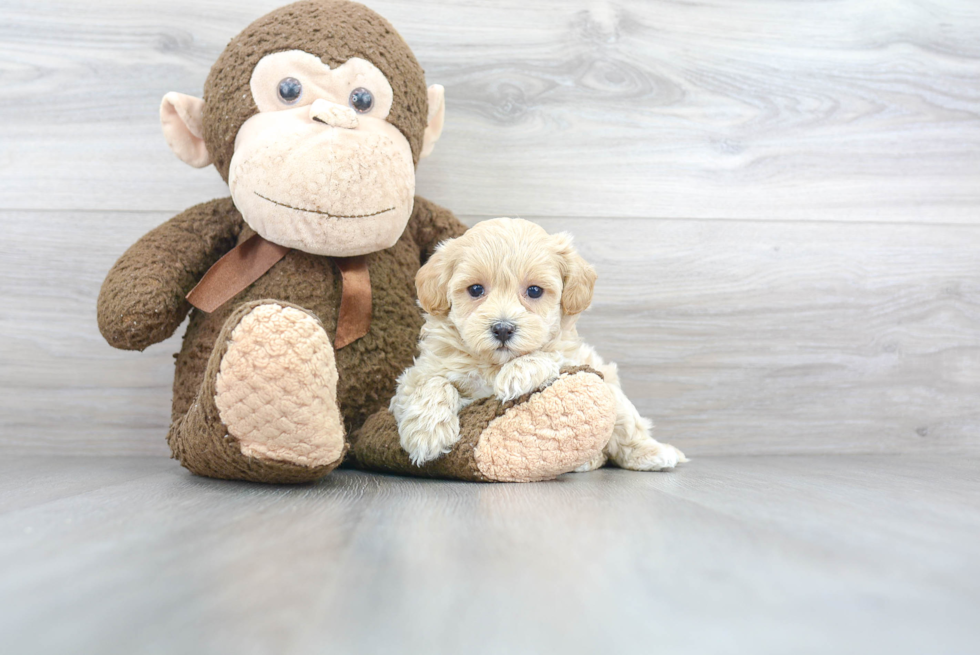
[526,285,544,299]
[277,77,303,104]
[467,284,485,298]
[349,87,374,113]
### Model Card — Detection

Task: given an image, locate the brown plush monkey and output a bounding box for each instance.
[98,0,616,483]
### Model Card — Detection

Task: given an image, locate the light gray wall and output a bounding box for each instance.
[2,0,978,456]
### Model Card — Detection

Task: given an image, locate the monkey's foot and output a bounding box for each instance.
[351,367,616,482]
[215,302,346,468]
[168,301,346,483]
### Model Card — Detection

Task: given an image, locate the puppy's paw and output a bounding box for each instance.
[494,355,561,402]
[399,413,461,466]
[574,450,608,473]
[393,376,463,466]
[615,441,688,472]
[397,390,462,466]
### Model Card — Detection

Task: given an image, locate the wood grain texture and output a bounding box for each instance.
[1,455,978,654]
[1,0,978,221]
[3,210,978,456]
[1,1,978,456]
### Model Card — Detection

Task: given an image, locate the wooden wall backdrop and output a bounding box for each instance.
[1,0,978,457]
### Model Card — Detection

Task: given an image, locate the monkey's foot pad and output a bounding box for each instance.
[352,368,617,482]
[215,303,345,468]
[473,370,616,482]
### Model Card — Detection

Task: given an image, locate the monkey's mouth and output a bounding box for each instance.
[255,192,394,219]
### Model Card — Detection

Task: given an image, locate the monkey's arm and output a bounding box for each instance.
[409,196,468,263]
[97,197,243,351]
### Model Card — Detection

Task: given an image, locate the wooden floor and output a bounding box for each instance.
[2,2,979,652]
[1,455,977,655]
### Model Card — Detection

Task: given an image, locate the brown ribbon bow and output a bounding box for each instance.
[186,234,372,349]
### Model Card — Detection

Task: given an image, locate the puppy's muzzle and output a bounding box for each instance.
[491,321,516,344]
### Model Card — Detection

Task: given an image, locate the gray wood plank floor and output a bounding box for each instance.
[2,4,978,649]
[2,4,977,652]
[1,455,977,655]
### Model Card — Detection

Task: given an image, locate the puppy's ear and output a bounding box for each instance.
[553,233,597,316]
[416,241,455,316]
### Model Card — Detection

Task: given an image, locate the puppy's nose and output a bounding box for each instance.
[491,321,516,344]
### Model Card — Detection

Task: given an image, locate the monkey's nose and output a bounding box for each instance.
[491,321,516,344]
[309,99,358,129]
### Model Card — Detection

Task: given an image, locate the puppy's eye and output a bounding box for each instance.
[526,285,544,299]
[277,77,303,104]
[467,284,485,298]
[349,87,374,113]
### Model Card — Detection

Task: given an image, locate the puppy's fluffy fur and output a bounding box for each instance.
[392,218,687,471]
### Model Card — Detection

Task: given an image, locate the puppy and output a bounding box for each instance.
[391,218,688,471]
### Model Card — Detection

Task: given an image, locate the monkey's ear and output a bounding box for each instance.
[420,84,445,159]
[416,240,456,316]
[553,233,598,316]
[160,92,212,168]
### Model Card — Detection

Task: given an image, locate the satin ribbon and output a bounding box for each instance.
[186,234,372,349]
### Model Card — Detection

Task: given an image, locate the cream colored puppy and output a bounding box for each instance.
[391,218,688,471]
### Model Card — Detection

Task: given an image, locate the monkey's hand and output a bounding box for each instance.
[97,198,242,351]
[493,352,562,402]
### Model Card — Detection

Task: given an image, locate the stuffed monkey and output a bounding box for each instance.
[98,0,616,483]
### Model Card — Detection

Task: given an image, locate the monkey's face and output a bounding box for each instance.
[161,17,446,258]
[226,50,415,257]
